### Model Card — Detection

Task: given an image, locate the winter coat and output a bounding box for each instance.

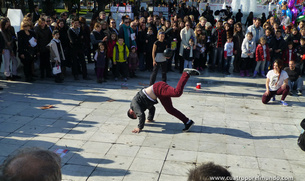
[241,38,256,58]
[48,39,65,63]
[255,44,270,62]
[179,27,196,56]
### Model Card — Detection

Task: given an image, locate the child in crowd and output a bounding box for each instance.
[48,30,65,83]
[291,27,300,48]
[296,38,305,75]
[145,27,157,71]
[300,27,305,39]
[113,36,129,81]
[128,46,139,78]
[107,33,117,76]
[224,34,234,75]
[183,38,194,68]
[264,28,273,46]
[254,37,270,77]
[94,43,106,83]
[283,41,296,68]
[241,32,256,77]
[194,29,207,71]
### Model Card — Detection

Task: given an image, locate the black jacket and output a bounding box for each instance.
[296,45,305,63]
[67,27,84,52]
[17,30,37,59]
[0,33,5,56]
[130,90,157,129]
[270,36,286,58]
[145,34,157,54]
[34,26,52,53]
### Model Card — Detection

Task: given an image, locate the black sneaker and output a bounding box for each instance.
[183,120,194,132]
[289,91,293,96]
[183,68,200,76]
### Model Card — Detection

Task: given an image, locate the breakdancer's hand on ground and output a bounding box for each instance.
[132,128,142,133]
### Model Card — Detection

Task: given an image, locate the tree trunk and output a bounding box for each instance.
[43,0,53,15]
[20,0,25,13]
[64,0,73,12]
[28,0,34,13]
[97,0,110,12]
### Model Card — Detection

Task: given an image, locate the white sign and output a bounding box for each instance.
[110,6,118,13]
[126,5,132,13]
[7,9,23,33]
[118,6,125,13]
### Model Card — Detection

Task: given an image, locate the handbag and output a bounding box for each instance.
[52,64,61,75]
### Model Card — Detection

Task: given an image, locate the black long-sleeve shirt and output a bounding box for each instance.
[130,89,157,129]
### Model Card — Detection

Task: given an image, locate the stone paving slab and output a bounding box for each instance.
[0,66,304,181]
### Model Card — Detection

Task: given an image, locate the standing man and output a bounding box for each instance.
[235,9,243,23]
[246,18,264,45]
[127,68,200,133]
[32,5,40,24]
[67,18,90,80]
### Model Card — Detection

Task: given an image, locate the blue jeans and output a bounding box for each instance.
[224,56,232,72]
[288,77,303,91]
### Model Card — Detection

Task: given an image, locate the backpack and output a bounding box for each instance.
[297,119,305,151]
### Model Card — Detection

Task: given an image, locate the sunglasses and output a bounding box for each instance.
[46,20,50,22]
[111,22,116,24]
[186,24,190,26]
[124,22,130,24]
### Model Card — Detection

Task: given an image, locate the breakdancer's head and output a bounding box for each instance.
[127,109,137,119]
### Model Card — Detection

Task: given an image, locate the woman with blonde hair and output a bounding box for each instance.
[17,20,37,82]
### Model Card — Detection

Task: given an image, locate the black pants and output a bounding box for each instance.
[146,52,153,71]
[233,53,241,72]
[115,62,128,79]
[211,47,224,71]
[194,53,206,69]
[39,50,51,78]
[240,57,253,70]
[20,56,34,80]
[150,61,167,85]
[71,51,87,78]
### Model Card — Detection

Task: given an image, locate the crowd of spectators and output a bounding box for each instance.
[0,2,303,100]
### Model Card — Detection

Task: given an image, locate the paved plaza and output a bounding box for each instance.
[0,65,305,181]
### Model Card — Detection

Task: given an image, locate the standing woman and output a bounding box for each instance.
[179,21,196,73]
[79,17,92,63]
[149,30,168,85]
[0,18,18,80]
[262,59,290,106]
[55,18,70,74]
[137,21,147,71]
[17,21,37,82]
[233,22,244,73]
[245,12,254,27]
[34,18,52,79]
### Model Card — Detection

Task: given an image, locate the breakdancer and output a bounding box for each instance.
[127,68,200,133]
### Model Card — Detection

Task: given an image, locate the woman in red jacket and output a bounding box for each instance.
[254,37,270,77]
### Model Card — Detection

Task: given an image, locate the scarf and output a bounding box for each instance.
[122,24,135,48]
